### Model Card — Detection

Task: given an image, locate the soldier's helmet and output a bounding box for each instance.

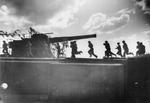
[103,41,108,45]
[105,40,108,43]
[122,40,125,43]
[88,41,91,43]
[137,41,140,44]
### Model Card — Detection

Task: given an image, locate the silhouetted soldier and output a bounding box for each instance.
[88,41,98,58]
[70,41,76,58]
[26,41,33,57]
[70,41,82,58]
[56,43,61,58]
[2,41,9,56]
[122,40,133,57]
[29,27,38,35]
[140,42,145,55]
[116,42,123,57]
[103,41,116,58]
[136,41,141,56]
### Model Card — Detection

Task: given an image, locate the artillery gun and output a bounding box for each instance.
[0,32,150,103]
[8,33,96,57]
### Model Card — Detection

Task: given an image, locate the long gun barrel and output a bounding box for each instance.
[41,32,54,35]
[49,34,96,43]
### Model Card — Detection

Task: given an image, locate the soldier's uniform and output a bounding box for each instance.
[88,41,98,58]
[122,41,133,57]
[103,41,116,58]
[136,41,141,56]
[116,42,122,57]
[70,41,82,58]
[56,43,61,58]
[2,41,9,56]
[140,42,145,55]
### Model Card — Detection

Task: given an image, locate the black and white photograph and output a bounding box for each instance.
[0,0,150,103]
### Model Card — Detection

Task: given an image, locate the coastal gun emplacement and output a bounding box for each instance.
[9,33,96,57]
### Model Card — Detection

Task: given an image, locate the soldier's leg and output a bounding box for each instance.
[111,51,116,57]
[118,51,122,57]
[88,50,92,57]
[92,51,98,58]
[71,51,75,58]
[123,52,126,57]
[71,53,76,58]
[93,54,98,58]
[3,49,7,55]
[2,49,5,54]
[136,51,139,56]
[105,51,107,57]
[120,52,123,57]
[6,49,9,54]
[128,52,134,55]
[105,50,109,58]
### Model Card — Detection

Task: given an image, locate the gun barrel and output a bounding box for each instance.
[44,32,54,35]
[49,34,96,43]
[40,32,53,35]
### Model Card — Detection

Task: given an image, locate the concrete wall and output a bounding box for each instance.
[126,56,150,102]
[0,59,124,103]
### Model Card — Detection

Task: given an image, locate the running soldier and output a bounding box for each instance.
[136,41,141,56]
[88,41,98,58]
[122,40,133,57]
[116,42,123,57]
[140,42,145,55]
[70,41,82,58]
[103,41,116,58]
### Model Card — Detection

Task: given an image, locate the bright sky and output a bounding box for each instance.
[0,0,150,58]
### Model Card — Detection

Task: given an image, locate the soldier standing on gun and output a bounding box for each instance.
[103,41,116,58]
[122,40,133,57]
[116,42,123,57]
[88,41,98,58]
[2,41,9,56]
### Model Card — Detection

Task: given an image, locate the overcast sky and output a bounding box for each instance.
[0,0,150,58]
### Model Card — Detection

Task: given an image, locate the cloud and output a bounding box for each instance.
[48,0,85,28]
[0,5,32,32]
[143,30,150,39]
[2,0,85,24]
[33,0,86,32]
[0,0,86,34]
[135,0,150,12]
[133,0,150,24]
[117,8,135,15]
[83,9,131,33]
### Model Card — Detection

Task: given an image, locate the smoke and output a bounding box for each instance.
[0,5,32,37]
[134,0,150,24]
[83,10,131,33]
[2,0,76,24]
[0,29,26,38]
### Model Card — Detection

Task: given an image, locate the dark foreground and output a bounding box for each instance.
[0,55,150,103]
